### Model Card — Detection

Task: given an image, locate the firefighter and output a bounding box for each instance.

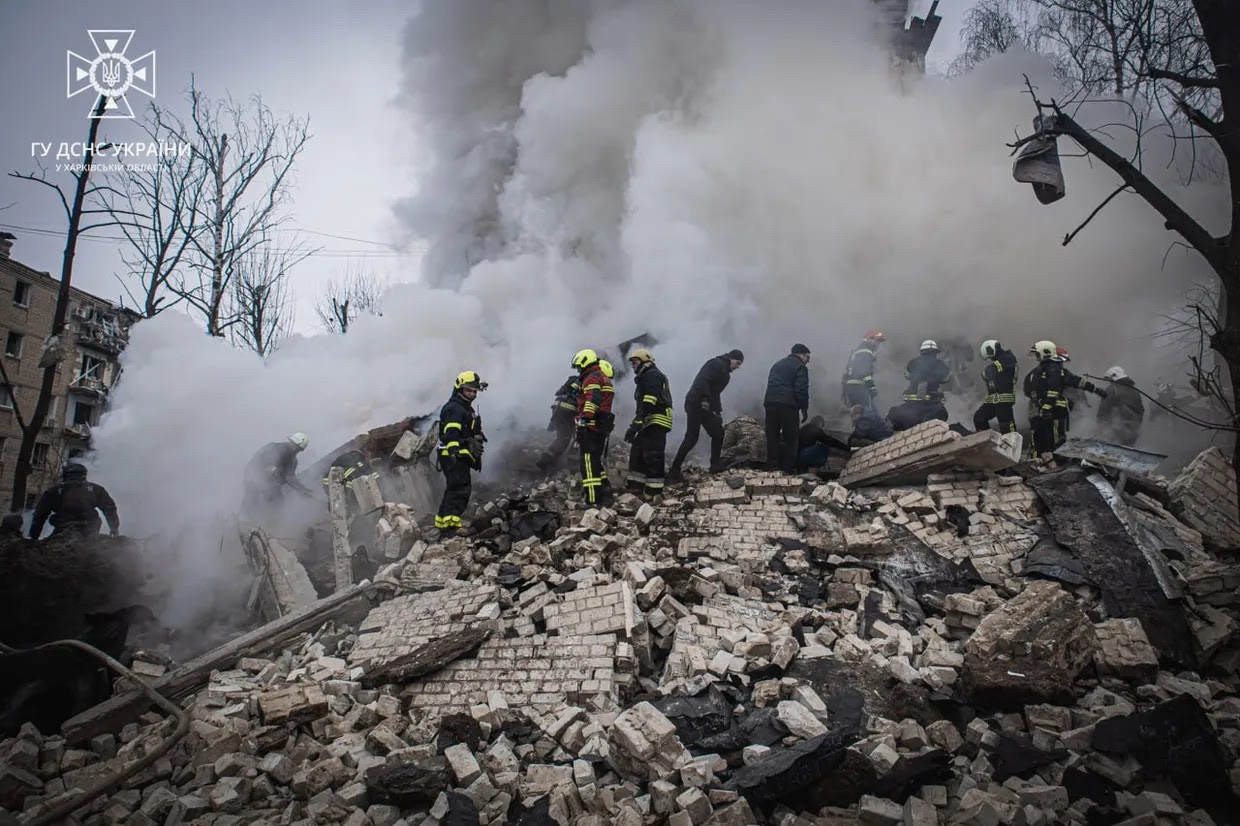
[842,330,886,408]
[764,344,812,473]
[623,348,674,499]
[1097,366,1144,446]
[849,404,893,447]
[536,373,580,472]
[573,349,616,506]
[669,350,744,479]
[242,433,313,513]
[322,448,374,515]
[1024,340,1106,457]
[973,339,1019,434]
[435,371,487,534]
[28,463,120,539]
[902,340,951,425]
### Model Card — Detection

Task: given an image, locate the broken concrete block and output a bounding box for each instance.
[258,684,328,726]
[964,581,1098,707]
[776,701,828,740]
[1093,618,1160,679]
[840,420,1021,488]
[607,701,691,783]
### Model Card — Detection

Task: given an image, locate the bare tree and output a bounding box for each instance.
[227,233,306,357]
[3,94,112,511]
[314,262,385,333]
[1009,0,1240,498]
[100,104,207,317]
[158,78,312,336]
[949,0,1051,77]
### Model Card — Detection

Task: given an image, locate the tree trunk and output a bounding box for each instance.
[207,133,228,337]
[10,95,109,512]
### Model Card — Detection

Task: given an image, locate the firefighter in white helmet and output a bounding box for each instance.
[898,340,951,427]
[1097,365,1144,446]
[1023,341,1105,457]
[974,339,1019,434]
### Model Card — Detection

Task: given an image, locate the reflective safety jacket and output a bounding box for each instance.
[843,343,878,392]
[576,363,615,432]
[438,390,484,464]
[1024,360,1097,417]
[903,353,951,402]
[552,374,580,414]
[633,363,673,430]
[981,347,1019,404]
[322,449,371,486]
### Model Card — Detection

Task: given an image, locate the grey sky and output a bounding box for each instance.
[0,0,966,334]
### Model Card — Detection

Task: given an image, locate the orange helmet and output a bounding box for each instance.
[1055,346,1070,362]
[864,329,887,342]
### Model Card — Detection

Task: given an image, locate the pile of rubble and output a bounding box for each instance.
[4,420,1240,826]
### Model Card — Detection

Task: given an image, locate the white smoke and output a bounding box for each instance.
[90,0,1228,634]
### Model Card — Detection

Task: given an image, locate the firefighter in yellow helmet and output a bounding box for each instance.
[1023,340,1104,458]
[623,348,674,500]
[572,348,616,506]
[434,370,487,534]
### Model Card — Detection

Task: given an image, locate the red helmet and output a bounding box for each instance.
[864,329,887,342]
[1055,346,1070,362]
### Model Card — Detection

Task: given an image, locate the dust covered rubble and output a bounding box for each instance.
[5,444,1240,826]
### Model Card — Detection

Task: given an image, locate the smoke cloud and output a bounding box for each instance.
[91,0,1228,636]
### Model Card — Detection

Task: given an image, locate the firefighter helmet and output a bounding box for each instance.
[454,370,487,391]
[571,349,599,370]
[864,329,886,342]
[1030,340,1057,360]
[919,340,939,352]
[599,360,614,378]
[288,432,310,451]
[980,339,1000,358]
[1105,365,1127,381]
[628,348,654,365]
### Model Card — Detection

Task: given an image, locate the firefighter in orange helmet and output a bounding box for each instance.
[842,329,886,408]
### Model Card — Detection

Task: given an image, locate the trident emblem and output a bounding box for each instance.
[67,30,156,119]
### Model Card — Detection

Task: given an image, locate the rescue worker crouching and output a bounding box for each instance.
[1024,340,1106,458]
[891,340,950,429]
[849,404,893,447]
[435,371,488,534]
[842,330,886,409]
[28,463,120,540]
[536,373,581,472]
[797,415,851,473]
[624,348,673,500]
[573,349,616,506]
[1097,366,1144,446]
[242,432,314,513]
[973,339,1018,434]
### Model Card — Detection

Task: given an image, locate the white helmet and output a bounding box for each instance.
[288,432,309,451]
[1104,366,1127,381]
[920,340,939,352]
[1030,340,1057,360]
[980,339,999,358]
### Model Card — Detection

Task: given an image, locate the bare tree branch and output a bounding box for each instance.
[226,232,304,357]
[1062,182,1131,245]
[314,261,386,333]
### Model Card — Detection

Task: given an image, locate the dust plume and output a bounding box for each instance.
[89,0,1228,636]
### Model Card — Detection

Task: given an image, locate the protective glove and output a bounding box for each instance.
[624,422,640,443]
[1095,388,1108,399]
[800,408,809,423]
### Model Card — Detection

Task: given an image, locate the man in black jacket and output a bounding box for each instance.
[623,349,674,499]
[765,343,811,473]
[668,349,744,479]
[243,432,313,513]
[28,463,120,539]
[796,415,851,472]
[973,339,1019,434]
[435,371,487,534]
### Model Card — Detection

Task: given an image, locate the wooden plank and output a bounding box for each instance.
[61,583,383,744]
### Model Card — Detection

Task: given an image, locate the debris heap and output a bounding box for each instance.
[4,430,1240,826]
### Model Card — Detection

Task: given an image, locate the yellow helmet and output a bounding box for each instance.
[628,348,654,365]
[572,349,599,370]
[599,360,614,378]
[1030,340,1057,360]
[454,370,487,391]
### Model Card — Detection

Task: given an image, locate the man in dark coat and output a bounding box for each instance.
[764,343,811,473]
[1097,365,1144,446]
[242,432,313,513]
[28,463,119,539]
[668,349,744,479]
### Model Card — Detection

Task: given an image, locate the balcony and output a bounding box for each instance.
[75,317,129,356]
[70,375,108,397]
[66,422,92,441]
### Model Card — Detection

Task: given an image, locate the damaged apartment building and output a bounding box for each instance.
[0,231,138,508]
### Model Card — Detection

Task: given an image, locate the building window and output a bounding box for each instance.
[31,442,49,467]
[4,332,21,358]
[0,383,13,409]
[80,354,105,382]
[72,401,95,426]
[12,282,30,308]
